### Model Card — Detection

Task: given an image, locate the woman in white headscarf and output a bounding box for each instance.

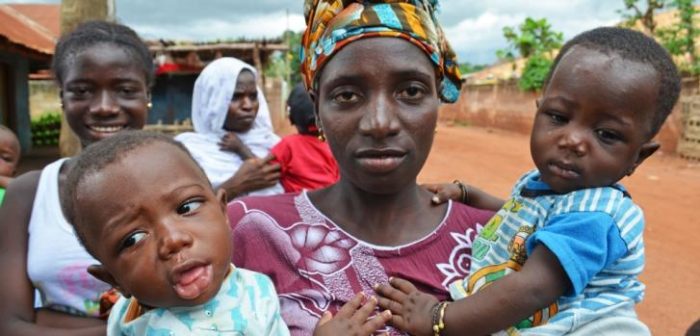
[175,57,283,199]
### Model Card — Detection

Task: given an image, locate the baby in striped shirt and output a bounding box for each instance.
[375,27,680,336]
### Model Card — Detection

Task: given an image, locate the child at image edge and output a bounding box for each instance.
[0,125,20,204]
[61,131,390,335]
[375,27,681,336]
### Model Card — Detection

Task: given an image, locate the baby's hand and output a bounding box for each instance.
[313,292,392,336]
[375,277,438,336]
[423,182,464,205]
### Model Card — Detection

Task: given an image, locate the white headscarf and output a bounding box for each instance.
[175,57,282,195]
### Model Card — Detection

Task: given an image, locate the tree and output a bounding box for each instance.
[518,55,553,91]
[657,0,699,75]
[496,17,563,91]
[458,62,486,75]
[264,30,303,85]
[618,0,667,34]
[496,17,563,61]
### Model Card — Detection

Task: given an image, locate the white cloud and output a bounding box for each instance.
[131,12,306,41]
[0,0,628,64]
[443,11,525,64]
[440,1,622,64]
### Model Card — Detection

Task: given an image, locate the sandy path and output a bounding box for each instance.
[419,124,700,336]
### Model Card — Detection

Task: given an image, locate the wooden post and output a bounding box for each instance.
[253,42,264,88]
[58,0,114,157]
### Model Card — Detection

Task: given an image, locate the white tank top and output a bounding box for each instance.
[27,158,110,317]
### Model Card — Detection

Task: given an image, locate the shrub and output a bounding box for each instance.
[518,55,553,92]
[31,112,61,147]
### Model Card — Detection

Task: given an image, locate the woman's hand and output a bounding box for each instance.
[375,277,437,336]
[313,292,391,336]
[221,155,280,200]
[218,133,255,160]
[423,183,463,205]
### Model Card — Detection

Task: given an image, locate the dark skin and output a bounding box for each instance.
[215,69,281,200]
[304,37,446,334]
[308,37,447,247]
[377,46,662,335]
[222,70,259,133]
[77,143,232,309]
[0,130,20,188]
[218,70,258,160]
[314,292,392,336]
[0,43,148,335]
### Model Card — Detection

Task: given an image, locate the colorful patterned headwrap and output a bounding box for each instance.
[301,0,462,103]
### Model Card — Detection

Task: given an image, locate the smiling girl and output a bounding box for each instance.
[0,21,152,335]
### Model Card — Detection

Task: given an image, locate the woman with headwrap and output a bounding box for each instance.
[227,1,493,335]
[175,57,283,199]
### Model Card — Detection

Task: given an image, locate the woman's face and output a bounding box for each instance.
[315,38,440,193]
[61,43,148,148]
[224,70,259,133]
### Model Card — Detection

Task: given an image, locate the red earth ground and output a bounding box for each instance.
[17,124,698,334]
[420,124,700,336]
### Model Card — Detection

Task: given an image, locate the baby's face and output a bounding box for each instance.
[78,142,232,307]
[0,131,20,177]
[530,46,660,193]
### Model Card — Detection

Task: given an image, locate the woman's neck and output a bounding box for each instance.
[309,179,447,246]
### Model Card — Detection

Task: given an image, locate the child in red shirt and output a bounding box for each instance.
[271,83,339,193]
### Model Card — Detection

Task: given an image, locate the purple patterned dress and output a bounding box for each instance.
[228,191,493,335]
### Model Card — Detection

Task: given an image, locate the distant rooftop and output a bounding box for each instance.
[0,4,59,58]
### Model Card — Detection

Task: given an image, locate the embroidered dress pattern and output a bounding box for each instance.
[229,191,492,335]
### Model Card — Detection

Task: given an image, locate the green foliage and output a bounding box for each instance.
[458,62,486,74]
[30,112,61,147]
[496,17,564,60]
[656,0,700,75]
[518,55,553,92]
[617,0,667,33]
[496,17,562,91]
[264,30,303,85]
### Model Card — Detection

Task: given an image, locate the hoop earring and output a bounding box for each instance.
[318,128,326,142]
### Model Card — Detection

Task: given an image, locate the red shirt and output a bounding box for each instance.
[270,134,339,192]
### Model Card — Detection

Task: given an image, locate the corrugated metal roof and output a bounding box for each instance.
[0,4,59,56]
[7,4,60,38]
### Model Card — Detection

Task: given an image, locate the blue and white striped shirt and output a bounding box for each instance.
[450,170,646,335]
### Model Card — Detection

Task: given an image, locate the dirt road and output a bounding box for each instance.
[420,124,700,336]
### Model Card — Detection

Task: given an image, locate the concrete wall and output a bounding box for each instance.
[28,80,60,118]
[439,79,693,154]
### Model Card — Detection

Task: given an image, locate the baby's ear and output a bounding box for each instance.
[87,264,130,298]
[626,140,660,176]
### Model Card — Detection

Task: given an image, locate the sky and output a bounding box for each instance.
[2,0,632,65]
